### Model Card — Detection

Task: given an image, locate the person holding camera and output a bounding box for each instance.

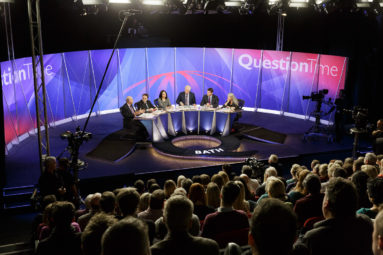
[373,119,383,154]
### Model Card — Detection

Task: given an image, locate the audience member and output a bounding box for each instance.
[117,188,140,218]
[151,195,219,255]
[181,178,193,195]
[163,180,176,199]
[218,171,230,185]
[268,154,283,176]
[201,181,249,247]
[318,164,328,182]
[206,182,221,209]
[192,175,202,184]
[147,178,157,191]
[255,167,278,197]
[286,164,301,192]
[200,174,211,188]
[294,173,324,227]
[78,193,101,231]
[241,165,259,195]
[249,198,297,255]
[299,177,373,255]
[353,158,365,172]
[36,201,81,255]
[177,175,186,188]
[100,191,116,215]
[362,164,379,179]
[311,159,320,171]
[233,181,250,213]
[81,213,117,255]
[333,167,347,178]
[365,153,378,166]
[138,189,165,222]
[357,178,383,219]
[138,192,150,213]
[134,179,146,194]
[352,171,373,209]
[149,183,161,193]
[288,169,310,205]
[101,217,150,255]
[188,183,215,221]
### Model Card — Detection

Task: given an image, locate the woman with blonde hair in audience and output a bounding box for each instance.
[138,192,150,213]
[206,182,221,209]
[218,171,230,184]
[288,169,310,205]
[233,181,250,213]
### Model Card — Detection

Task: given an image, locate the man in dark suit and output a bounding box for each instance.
[200,88,219,108]
[176,85,196,106]
[120,96,149,140]
[136,93,156,112]
[150,195,219,255]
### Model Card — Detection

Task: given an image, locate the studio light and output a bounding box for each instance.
[0,0,15,2]
[82,0,107,4]
[142,0,164,5]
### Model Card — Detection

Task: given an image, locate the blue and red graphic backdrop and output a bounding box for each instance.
[2,47,347,148]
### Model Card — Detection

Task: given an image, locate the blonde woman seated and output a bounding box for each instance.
[257,176,290,205]
[233,180,250,214]
[223,93,240,110]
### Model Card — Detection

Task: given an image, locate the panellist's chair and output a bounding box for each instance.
[154,98,159,108]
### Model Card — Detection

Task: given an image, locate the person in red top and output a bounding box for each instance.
[201,181,249,248]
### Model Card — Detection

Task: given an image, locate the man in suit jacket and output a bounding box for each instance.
[200,88,219,108]
[120,96,149,140]
[136,93,156,112]
[176,85,196,106]
[151,195,219,255]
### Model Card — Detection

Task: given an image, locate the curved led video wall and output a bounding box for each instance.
[2,48,347,150]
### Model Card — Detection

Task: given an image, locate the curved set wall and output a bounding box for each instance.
[2,48,347,151]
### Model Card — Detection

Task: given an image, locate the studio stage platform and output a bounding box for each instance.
[4,110,356,188]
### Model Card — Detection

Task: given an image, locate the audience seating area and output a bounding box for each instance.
[31,152,383,255]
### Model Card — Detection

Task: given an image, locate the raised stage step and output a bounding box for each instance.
[2,186,35,211]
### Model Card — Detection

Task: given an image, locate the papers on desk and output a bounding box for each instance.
[138,113,156,119]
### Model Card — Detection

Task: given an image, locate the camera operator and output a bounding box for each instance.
[56,158,80,206]
[372,119,383,154]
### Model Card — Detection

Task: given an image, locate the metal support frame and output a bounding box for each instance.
[27,0,50,173]
[276,13,285,51]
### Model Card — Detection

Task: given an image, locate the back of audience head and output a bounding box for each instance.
[117,188,140,217]
[354,158,365,172]
[177,175,186,188]
[206,182,221,209]
[218,171,230,185]
[222,164,232,176]
[333,167,347,178]
[344,157,354,166]
[294,169,310,194]
[134,179,145,194]
[146,178,157,191]
[365,152,378,166]
[41,194,57,211]
[362,164,379,179]
[266,177,286,201]
[311,159,320,170]
[323,177,357,218]
[181,178,193,195]
[212,174,224,190]
[268,154,279,164]
[233,180,247,210]
[200,174,210,187]
[44,156,56,173]
[303,173,321,195]
[250,198,297,255]
[163,180,176,198]
[138,192,150,212]
[192,175,202,184]
[221,181,240,207]
[149,183,161,193]
[101,217,150,255]
[242,165,253,178]
[264,167,278,183]
[367,178,383,207]
[100,191,116,214]
[188,183,207,206]
[90,193,102,212]
[51,201,75,229]
[319,164,328,179]
[82,213,117,255]
[164,195,194,233]
[172,187,187,197]
[149,189,165,210]
[290,164,301,180]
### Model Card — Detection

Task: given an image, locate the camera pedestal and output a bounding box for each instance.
[350,128,367,159]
